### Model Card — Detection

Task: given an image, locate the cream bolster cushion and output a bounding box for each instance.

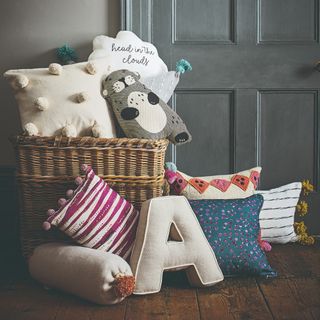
[4,59,116,138]
[29,243,134,305]
[130,196,224,295]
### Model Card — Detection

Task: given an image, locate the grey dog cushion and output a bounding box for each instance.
[103,69,191,145]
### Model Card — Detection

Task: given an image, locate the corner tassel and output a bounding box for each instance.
[165,162,177,173]
[294,221,315,245]
[56,44,78,65]
[302,180,314,196]
[297,200,308,217]
[176,59,192,74]
[113,274,135,298]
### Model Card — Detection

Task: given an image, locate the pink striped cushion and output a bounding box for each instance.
[44,166,139,260]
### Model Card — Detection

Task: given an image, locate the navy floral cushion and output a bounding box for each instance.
[189,194,277,277]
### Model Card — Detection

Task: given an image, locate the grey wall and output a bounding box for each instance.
[0,0,121,166]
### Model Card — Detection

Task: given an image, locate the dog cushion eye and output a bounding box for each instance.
[125,75,136,85]
[113,81,125,93]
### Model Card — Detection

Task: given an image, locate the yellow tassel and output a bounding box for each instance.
[294,221,315,245]
[302,180,314,196]
[296,200,308,216]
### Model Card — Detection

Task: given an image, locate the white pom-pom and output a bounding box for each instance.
[48,63,62,75]
[76,92,89,103]
[24,123,39,136]
[34,97,49,111]
[61,124,77,137]
[86,62,97,75]
[14,74,29,89]
[92,123,108,138]
[74,176,83,185]
[66,189,74,198]
[102,89,108,97]
[42,221,51,231]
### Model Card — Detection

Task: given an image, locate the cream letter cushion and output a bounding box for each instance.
[167,167,262,200]
[4,60,116,137]
[130,196,223,295]
[29,243,135,305]
[88,31,168,78]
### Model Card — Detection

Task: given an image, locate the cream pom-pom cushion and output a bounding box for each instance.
[130,196,223,295]
[29,243,135,305]
[4,60,116,137]
[88,31,168,78]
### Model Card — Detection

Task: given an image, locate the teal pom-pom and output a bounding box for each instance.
[165,162,177,172]
[176,59,192,74]
[56,44,78,65]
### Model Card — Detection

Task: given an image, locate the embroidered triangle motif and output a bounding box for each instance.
[210,179,231,192]
[249,170,260,189]
[231,174,250,191]
[171,172,188,194]
[188,178,210,194]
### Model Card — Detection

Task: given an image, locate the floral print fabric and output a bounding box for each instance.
[189,195,276,277]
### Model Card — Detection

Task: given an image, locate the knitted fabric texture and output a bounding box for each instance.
[103,69,191,145]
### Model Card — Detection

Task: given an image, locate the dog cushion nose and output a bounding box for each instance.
[175,132,189,143]
[147,92,160,105]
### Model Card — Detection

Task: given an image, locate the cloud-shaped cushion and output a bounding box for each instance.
[88,31,168,78]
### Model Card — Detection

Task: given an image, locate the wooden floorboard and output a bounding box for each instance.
[125,290,168,320]
[126,272,200,320]
[0,279,127,320]
[0,243,319,320]
[197,278,273,320]
[265,243,320,279]
[258,277,320,320]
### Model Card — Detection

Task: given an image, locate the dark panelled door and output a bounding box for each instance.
[122,0,320,234]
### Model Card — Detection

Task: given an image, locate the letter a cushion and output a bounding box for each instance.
[130,196,224,295]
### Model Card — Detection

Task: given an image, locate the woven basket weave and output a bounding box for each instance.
[12,135,169,257]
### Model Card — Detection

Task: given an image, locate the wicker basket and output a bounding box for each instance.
[12,135,169,257]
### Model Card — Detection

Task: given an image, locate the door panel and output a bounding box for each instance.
[122,0,320,234]
[258,0,318,44]
[173,0,236,43]
[175,90,234,175]
[258,90,318,188]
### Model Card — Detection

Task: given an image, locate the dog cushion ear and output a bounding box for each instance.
[130,196,223,295]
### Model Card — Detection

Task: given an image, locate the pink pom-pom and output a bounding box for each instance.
[80,164,89,173]
[75,176,83,185]
[261,240,272,252]
[66,189,74,198]
[47,209,55,216]
[58,198,67,207]
[42,221,51,231]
